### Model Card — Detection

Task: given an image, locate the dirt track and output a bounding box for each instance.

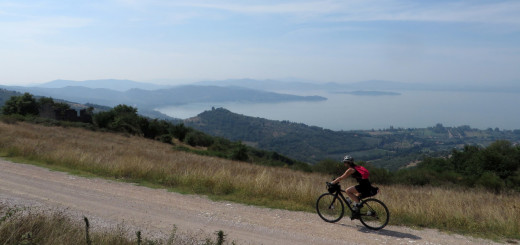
[0,159,502,245]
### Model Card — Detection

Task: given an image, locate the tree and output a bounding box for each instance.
[232,143,249,161]
[92,104,143,135]
[185,131,214,147]
[1,93,39,116]
[171,123,190,142]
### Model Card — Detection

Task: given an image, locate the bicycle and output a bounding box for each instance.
[316,182,390,230]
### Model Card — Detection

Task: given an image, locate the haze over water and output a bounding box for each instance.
[158,90,520,131]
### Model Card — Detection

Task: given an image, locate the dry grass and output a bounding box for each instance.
[0,121,519,240]
[0,205,134,245]
[0,203,232,245]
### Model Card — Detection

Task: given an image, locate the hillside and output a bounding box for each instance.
[184,108,520,169]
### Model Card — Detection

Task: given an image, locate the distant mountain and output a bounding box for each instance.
[195,78,334,91]
[25,78,520,94]
[0,84,326,110]
[195,79,520,93]
[37,79,170,91]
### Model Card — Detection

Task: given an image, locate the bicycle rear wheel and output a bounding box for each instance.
[359,198,389,230]
[316,193,344,223]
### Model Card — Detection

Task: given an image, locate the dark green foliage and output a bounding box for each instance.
[2,93,39,116]
[208,137,233,152]
[106,105,142,135]
[231,143,249,161]
[171,123,190,142]
[156,134,173,144]
[392,140,520,192]
[185,131,214,147]
[393,168,439,186]
[365,164,393,185]
[312,159,343,175]
[144,119,170,139]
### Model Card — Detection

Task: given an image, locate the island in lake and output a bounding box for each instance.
[334,90,401,96]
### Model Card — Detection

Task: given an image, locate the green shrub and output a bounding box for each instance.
[476,172,505,192]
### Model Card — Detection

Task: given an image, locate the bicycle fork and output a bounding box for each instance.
[328,195,340,210]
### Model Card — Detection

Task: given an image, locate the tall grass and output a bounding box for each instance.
[0,121,519,240]
[0,203,233,245]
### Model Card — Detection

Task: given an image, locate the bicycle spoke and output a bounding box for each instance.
[359,199,389,230]
[316,193,344,223]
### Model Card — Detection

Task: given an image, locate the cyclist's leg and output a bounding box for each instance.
[346,186,360,204]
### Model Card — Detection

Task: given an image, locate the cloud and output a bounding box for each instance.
[0,16,92,41]
[166,0,520,25]
[180,1,339,15]
[340,1,520,24]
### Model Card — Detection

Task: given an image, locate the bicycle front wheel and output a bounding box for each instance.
[359,198,390,230]
[316,193,344,223]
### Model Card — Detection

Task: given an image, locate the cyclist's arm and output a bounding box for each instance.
[331,168,355,184]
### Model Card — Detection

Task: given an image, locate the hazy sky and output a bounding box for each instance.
[1,0,519,86]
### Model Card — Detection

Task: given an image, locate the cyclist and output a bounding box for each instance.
[330,155,372,218]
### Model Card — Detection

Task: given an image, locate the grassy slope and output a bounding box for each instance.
[0,121,519,241]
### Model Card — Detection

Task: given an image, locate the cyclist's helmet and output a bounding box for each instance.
[343,155,354,163]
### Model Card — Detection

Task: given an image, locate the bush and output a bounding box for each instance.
[475,172,505,192]
[171,123,190,142]
[231,143,249,161]
[367,166,393,185]
[2,93,39,116]
[156,134,173,144]
[312,159,343,175]
[185,131,214,147]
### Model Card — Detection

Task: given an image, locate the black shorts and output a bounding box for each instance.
[356,184,379,198]
[355,184,372,195]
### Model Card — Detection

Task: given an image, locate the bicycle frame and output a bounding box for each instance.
[330,189,356,213]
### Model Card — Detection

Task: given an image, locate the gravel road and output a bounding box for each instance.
[0,159,504,245]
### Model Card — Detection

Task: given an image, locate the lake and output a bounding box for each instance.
[157,91,520,131]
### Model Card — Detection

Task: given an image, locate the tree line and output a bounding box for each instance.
[313,140,520,192]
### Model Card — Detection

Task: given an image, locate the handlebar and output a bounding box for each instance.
[326,182,341,193]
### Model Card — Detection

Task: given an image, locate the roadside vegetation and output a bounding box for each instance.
[0,203,233,245]
[0,121,519,241]
[0,93,519,242]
